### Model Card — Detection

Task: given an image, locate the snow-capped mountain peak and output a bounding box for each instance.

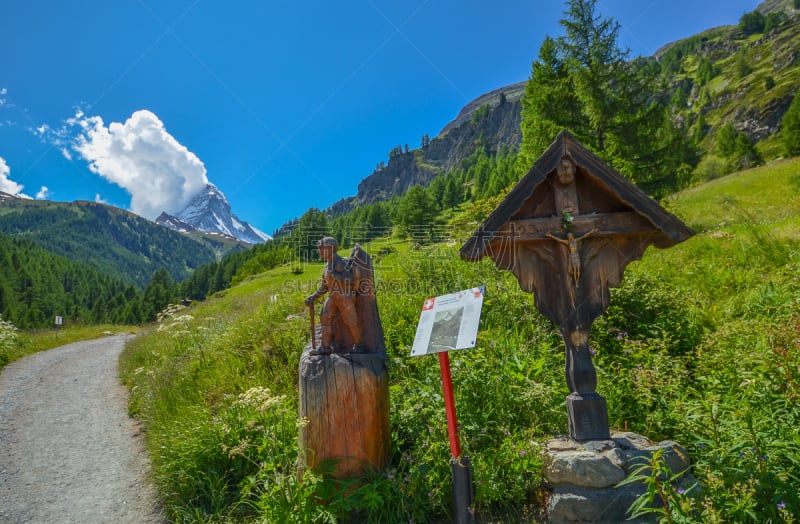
[156,183,271,244]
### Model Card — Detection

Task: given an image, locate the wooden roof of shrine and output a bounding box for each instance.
[460,130,695,262]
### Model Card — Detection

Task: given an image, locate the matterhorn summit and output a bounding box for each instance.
[156,183,271,244]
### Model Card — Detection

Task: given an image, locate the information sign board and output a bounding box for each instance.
[410,287,485,357]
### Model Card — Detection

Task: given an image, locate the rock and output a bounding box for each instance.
[544,451,627,488]
[604,447,627,468]
[545,432,695,523]
[581,439,615,453]
[652,440,692,475]
[547,484,656,524]
[548,437,579,452]
[611,431,652,450]
[621,441,691,475]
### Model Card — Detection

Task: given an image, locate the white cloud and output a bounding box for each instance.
[36,186,50,199]
[95,193,107,204]
[0,156,26,196]
[72,109,208,220]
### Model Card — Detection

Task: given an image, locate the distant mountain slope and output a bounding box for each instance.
[438,81,526,136]
[0,232,134,328]
[0,199,219,288]
[757,0,798,15]
[327,83,524,216]
[0,191,23,203]
[656,0,799,151]
[156,183,271,244]
[323,0,799,220]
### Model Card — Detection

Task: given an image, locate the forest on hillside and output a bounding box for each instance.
[0,200,218,287]
[0,231,249,329]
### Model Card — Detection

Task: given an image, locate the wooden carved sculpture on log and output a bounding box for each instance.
[299,238,390,479]
[304,237,384,356]
[460,131,694,440]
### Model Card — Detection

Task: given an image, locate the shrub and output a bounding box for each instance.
[0,316,19,367]
[739,11,765,35]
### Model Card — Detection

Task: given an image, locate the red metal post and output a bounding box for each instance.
[438,351,462,458]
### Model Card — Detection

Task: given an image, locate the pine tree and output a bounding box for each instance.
[143,268,176,319]
[293,208,330,261]
[558,0,631,153]
[739,10,765,35]
[781,91,800,157]
[716,123,761,169]
[365,204,390,237]
[520,35,579,167]
[394,186,436,237]
[520,0,692,194]
[443,177,460,209]
[734,133,761,168]
[715,123,739,158]
[735,51,752,79]
[696,57,715,85]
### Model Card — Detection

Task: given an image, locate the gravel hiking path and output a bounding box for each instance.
[0,335,163,523]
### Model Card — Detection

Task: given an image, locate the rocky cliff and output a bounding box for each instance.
[328,82,525,215]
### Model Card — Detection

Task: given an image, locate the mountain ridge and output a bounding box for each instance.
[0,198,220,288]
[326,83,524,217]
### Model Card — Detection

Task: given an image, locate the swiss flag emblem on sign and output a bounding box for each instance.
[422,298,435,311]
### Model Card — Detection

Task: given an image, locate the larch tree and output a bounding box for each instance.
[521,0,693,195]
[781,90,800,157]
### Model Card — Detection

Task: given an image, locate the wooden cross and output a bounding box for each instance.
[461,131,694,440]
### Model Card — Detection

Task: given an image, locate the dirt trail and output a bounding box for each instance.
[0,335,163,523]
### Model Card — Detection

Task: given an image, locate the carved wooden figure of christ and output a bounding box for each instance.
[461,131,694,440]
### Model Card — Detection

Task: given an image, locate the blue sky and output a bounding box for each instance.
[0,0,760,234]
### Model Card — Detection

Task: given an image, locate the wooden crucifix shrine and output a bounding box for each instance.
[460,131,694,440]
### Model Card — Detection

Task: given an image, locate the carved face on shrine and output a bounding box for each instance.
[557,157,576,186]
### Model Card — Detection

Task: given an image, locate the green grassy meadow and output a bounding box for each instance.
[120,158,800,522]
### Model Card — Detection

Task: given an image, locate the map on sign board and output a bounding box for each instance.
[410,287,485,357]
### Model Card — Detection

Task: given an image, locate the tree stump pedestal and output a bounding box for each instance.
[298,347,390,479]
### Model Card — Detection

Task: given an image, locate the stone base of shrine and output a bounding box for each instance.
[543,432,697,524]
